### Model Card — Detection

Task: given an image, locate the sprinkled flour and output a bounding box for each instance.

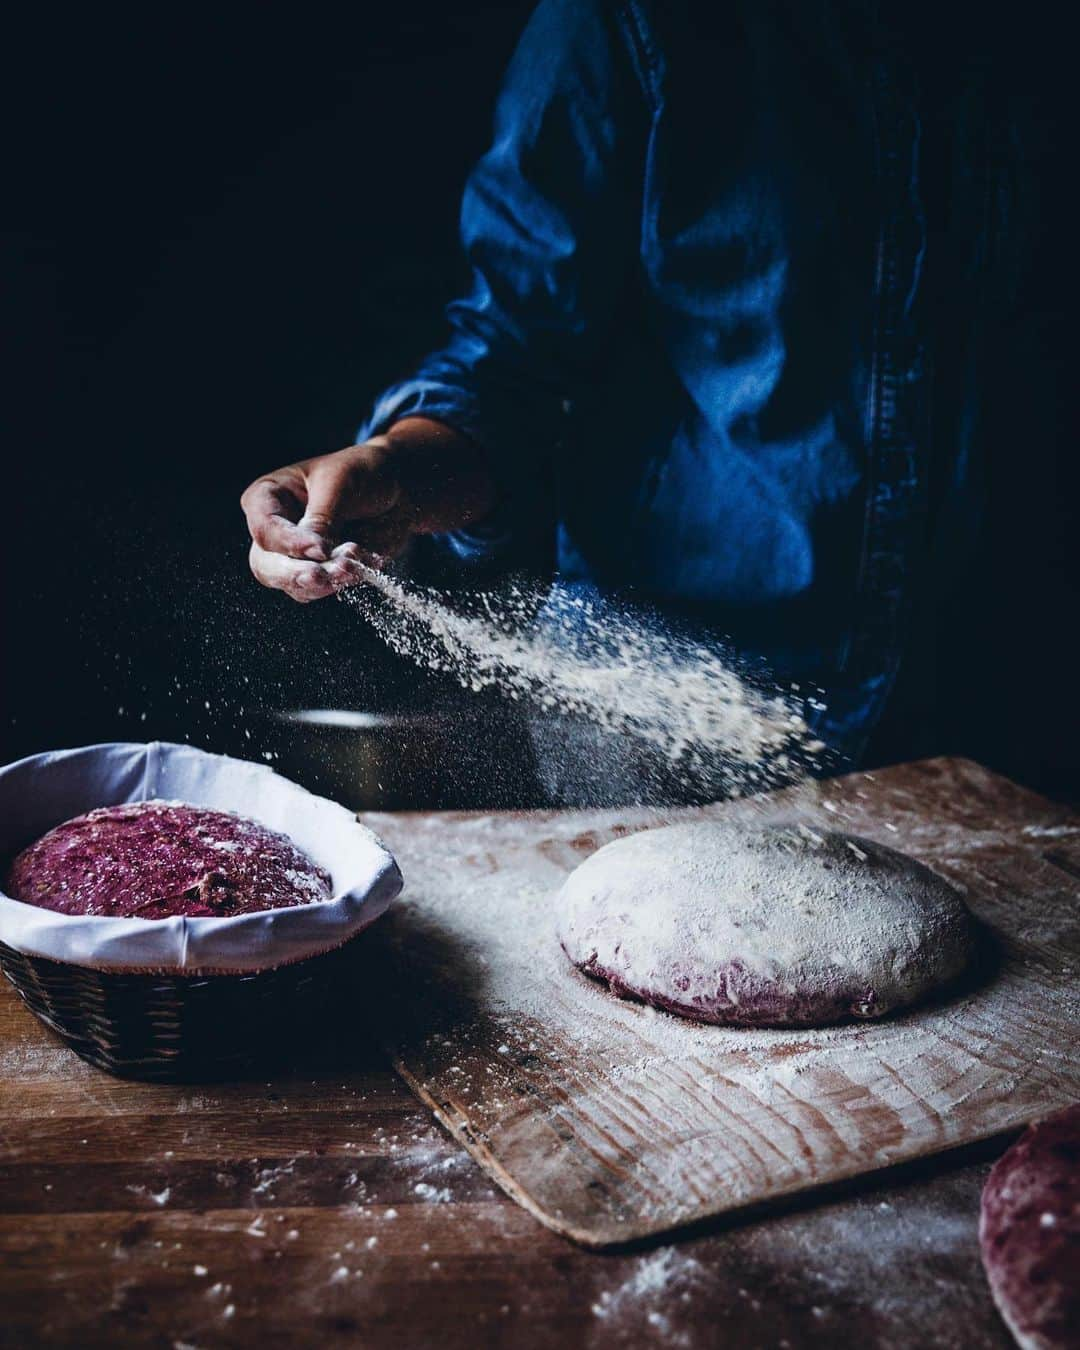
[339,570,825,800]
[591,1246,706,1333]
[555,821,976,1027]
[363,781,1080,1248]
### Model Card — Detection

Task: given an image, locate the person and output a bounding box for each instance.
[242,0,1066,790]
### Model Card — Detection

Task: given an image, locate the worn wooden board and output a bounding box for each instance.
[0,999,1017,1349]
[358,758,1080,1249]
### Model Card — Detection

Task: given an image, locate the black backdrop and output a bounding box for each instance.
[3,0,535,771]
[3,2,1077,800]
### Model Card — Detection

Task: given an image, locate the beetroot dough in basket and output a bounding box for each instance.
[4,800,332,920]
[555,821,975,1027]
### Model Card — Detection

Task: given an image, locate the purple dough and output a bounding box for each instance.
[980,1103,1080,1350]
[4,800,332,919]
[555,822,975,1028]
[565,949,884,1028]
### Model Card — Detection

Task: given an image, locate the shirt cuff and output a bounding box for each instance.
[357,379,540,568]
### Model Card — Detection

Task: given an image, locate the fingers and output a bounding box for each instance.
[247,506,416,603]
[242,447,407,569]
[248,541,362,603]
[243,445,414,599]
[241,475,330,562]
[299,448,403,540]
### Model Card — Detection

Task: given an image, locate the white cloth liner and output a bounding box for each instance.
[0,742,403,974]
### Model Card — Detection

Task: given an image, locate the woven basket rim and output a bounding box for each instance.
[0,931,354,980]
[0,741,403,973]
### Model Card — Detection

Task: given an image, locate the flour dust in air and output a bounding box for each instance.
[338,566,828,804]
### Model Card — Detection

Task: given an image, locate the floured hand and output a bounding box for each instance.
[246,539,378,604]
[241,418,496,602]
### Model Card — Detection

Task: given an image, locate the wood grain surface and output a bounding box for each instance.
[358,758,1080,1248]
[0,756,1073,1347]
[0,967,1017,1349]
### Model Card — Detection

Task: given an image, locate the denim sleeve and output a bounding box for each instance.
[359,0,648,566]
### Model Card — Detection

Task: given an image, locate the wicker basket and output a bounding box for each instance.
[0,743,403,1081]
[0,938,355,1081]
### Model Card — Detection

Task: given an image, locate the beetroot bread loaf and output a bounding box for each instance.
[555,822,974,1028]
[4,800,332,919]
[980,1103,1080,1350]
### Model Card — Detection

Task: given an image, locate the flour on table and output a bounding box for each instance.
[591,1246,706,1338]
[366,805,933,1101]
[358,754,1080,1261]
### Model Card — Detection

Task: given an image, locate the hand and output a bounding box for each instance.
[242,439,408,603]
[241,418,496,602]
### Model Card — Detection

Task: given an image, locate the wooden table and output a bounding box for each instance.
[362,758,1080,1248]
[0,858,1028,1350]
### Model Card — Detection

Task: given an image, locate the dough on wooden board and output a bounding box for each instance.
[555,822,975,1027]
[980,1103,1080,1350]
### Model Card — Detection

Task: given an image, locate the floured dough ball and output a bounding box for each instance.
[5,800,332,919]
[980,1103,1080,1350]
[555,821,975,1027]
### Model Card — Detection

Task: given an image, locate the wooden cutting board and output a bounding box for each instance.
[356,758,1080,1249]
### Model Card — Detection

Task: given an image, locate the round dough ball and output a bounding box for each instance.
[555,821,974,1027]
[980,1103,1080,1350]
[5,800,331,919]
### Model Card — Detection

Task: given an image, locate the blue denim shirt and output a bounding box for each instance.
[362,1,1002,759]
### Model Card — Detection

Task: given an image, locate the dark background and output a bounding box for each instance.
[3,2,1077,802]
[3,0,537,785]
